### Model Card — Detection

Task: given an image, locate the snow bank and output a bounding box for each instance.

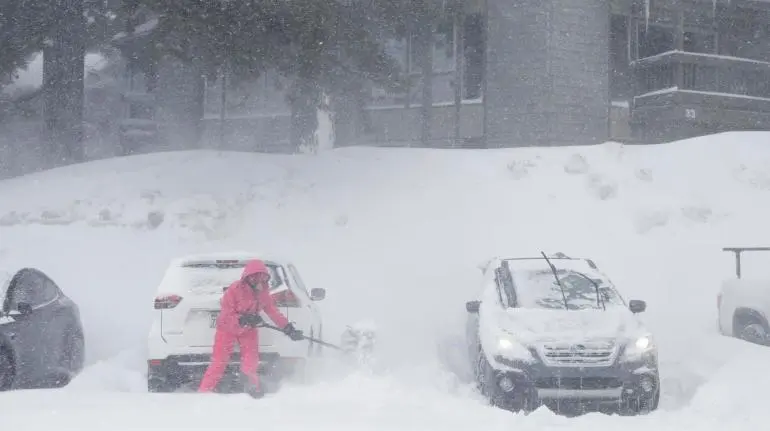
[2,131,770,427]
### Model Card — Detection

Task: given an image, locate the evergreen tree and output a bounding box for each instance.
[0,0,53,80]
[2,0,127,165]
[124,0,413,150]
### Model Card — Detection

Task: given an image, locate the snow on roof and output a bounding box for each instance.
[158,252,291,295]
[112,17,159,42]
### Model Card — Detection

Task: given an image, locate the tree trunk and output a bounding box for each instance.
[43,0,86,166]
[288,76,320,153]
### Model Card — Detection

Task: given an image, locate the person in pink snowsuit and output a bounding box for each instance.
[198,259,303,397]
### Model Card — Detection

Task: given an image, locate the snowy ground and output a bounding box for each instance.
[2,131,770,428]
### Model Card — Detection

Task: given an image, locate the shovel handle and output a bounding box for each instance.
[258,323,343,351]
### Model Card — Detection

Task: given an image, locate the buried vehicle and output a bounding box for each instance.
[465,253,659,415]
[718,247,770,346]
[147,253,327,393]
[0,267,86,391]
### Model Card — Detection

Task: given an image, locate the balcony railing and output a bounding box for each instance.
[630,50,770,101]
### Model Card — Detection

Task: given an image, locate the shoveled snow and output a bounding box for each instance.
[2,131,770,428]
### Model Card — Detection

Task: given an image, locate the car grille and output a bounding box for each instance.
[539,341,617,367]
[534,377,622,390]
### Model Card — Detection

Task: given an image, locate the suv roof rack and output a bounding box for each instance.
[501,256,597,269]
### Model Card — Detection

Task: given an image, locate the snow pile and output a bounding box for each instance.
[1,131,770,428]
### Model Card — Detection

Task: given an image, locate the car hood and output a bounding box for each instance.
[498,307,646,346]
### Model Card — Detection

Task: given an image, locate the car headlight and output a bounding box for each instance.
[495,336,533,362]
[622,335,656,361]
[635,336,651,350]
[498,338,515,351]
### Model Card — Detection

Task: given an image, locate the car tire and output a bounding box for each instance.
[148,374,175,393]
[627,385,660,415]
[737,321,769,346]
[0,347,14,391]
[619,375,660,416]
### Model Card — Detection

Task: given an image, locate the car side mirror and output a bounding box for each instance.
[310,288,326,301]
[629,299,646,314]
[466,300,480,313]
[16,302,33,315]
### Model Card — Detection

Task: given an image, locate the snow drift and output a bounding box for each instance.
[2,131,770,428]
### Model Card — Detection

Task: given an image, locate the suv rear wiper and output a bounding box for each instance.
[572,271,606,311]
[541,251,569,309]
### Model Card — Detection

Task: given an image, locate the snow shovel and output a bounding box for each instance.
[259,322,377,357]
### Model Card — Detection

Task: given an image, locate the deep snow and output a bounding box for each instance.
[2,131,770,428]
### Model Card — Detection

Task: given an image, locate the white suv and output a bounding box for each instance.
[147,252,326,392]
[718,247,770,346]
[465,254,659,415]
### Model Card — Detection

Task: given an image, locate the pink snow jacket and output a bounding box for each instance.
[216,259,290,336]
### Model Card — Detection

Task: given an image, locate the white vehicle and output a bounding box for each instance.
[718,247,770,345]
[147,252,326,393]
[465,254,659,415]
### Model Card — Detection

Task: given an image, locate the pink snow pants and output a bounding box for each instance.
[198,328,260,392]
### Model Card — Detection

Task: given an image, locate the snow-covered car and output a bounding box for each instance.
[718,247,770,345]
[465,254,659,415]
[147,253,326,393]
[0,268,85,391]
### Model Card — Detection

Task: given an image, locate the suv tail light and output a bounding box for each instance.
[272,289,301,307]
[154,294,183,309]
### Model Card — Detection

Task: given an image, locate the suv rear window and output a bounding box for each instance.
[180,261,284,294]
[515,269,625,310]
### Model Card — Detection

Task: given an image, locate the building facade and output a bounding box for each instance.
[115,0,770,153]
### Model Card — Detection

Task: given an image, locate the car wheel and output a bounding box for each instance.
[147,365,177,393]
[0,348,14,391]
[148,376,173,393]
[738,322,768,345]
[627,385,660,415]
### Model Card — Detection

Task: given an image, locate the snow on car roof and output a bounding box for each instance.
[158,252,288,295]
[503,256,602,278]
[170,251,289,267]
[503,257,623,310]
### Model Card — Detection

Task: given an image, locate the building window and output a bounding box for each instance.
[463,11,484,101]
[684,31,716,54]
[366,10,485,108]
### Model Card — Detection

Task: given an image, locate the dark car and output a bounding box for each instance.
[0,267,85,391]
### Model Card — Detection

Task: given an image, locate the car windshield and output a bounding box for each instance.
[515,269,625,310]
[180,261,284,294]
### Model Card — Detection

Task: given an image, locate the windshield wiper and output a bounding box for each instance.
[571,271,606,311]
[541,251,569,309]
